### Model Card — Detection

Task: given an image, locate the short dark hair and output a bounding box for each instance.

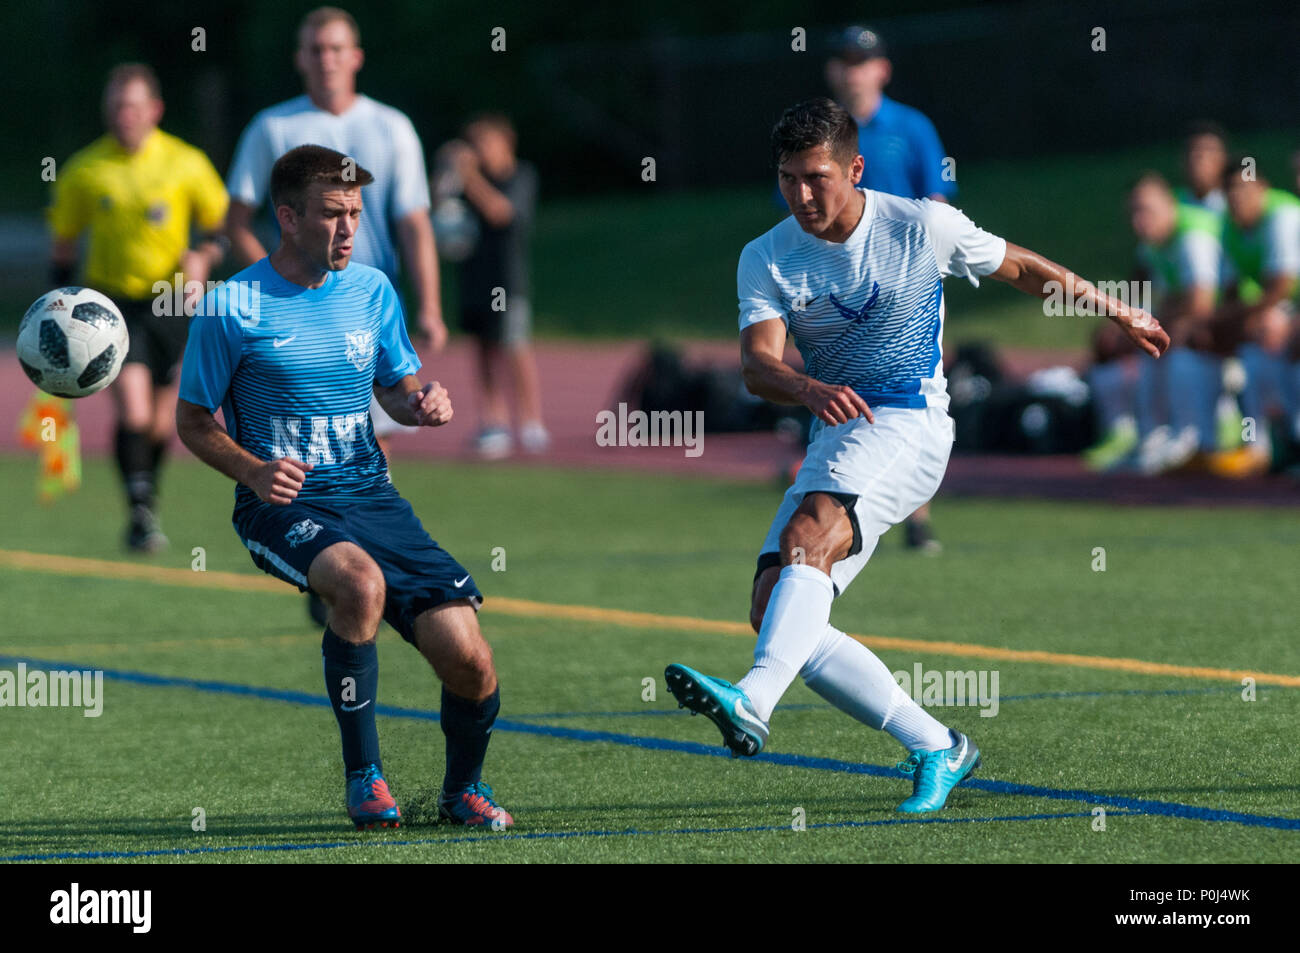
[299,6,361,46]
[270,144,374,213]
[464,112,517,148]
[1129,170,1172,194]
[771,98,859,169]
[105,63,161,101]
[1185,119,1228,148]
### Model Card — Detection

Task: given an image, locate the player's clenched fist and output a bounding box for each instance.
[804,381,875,426]
[409,381,453,427]
[250,458,315,505]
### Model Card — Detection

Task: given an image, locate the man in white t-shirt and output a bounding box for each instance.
[666,99,1169,814]
[225,6,446,353]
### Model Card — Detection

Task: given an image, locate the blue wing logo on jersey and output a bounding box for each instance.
[827,282,881,324]
[344,330,375,373]
[285,518,323,548]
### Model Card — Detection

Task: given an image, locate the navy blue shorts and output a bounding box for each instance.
[232,488,482,646]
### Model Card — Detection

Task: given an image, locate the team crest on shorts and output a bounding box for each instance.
[345,330,375,372]
[285,518,323,547]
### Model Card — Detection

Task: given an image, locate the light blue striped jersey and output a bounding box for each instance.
[738,189,1006,411]
[179,258,420,505]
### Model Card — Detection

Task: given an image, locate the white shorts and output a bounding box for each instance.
[758,404,955,595]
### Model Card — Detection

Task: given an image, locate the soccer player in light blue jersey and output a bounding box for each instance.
[224,6,446,625]
[177,146,512,830]
[667,99,1169,814]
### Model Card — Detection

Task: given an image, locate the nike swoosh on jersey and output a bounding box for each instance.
[273,335,296,348]
[454,575,470,587]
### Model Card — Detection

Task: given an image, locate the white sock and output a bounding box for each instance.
[801,625,953,752]
[736,563,834,722]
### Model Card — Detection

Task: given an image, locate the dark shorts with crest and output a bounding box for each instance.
[232,485,482,646]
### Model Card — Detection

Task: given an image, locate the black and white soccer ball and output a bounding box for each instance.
[17,287,129,398]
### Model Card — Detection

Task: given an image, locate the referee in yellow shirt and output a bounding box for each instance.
[48,63,228,552]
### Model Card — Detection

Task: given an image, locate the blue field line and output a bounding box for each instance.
[509,685,1245,721]
[4,654,1298,833]
[0,811,1131,863]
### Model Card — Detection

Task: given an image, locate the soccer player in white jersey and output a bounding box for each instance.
[666,99,1169,813]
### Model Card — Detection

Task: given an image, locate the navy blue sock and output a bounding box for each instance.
[322,628,382,775]
[440,685,500,795]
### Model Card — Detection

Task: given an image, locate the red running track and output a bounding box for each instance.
[2,340,1295,505]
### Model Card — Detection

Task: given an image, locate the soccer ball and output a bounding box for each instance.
[17,287,129,398]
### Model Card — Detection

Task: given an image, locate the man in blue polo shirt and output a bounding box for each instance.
[826,24,955,552]
[825,25,955,205]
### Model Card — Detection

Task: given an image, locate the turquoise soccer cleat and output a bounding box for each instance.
[664,663,769,757]
[895,730,981,813]
[346,763,402,830]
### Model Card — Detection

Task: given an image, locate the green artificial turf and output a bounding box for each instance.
[0,453,1296,862]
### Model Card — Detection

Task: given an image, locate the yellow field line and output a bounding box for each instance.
[4,633,316,657]
[3,548,1297,688]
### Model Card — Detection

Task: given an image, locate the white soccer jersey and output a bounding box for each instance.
[738,189,1006,412]
[226,94,431,282]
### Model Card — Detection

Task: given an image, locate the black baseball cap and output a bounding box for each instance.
[831,25,888,64]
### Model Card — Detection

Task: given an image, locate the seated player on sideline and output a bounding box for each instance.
[1127,172,1223,474]
[666,99,1168,814]
[176,145,512,830]
[1207,164,1300,477]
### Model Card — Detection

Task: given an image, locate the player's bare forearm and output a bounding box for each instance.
[176,399,313,505]
[374,375,453,427]
[1244,274,1298,324]
[741,321,874,425]
[742,346,813,406]
[176,399,266,487]
[396,211,446,348]
[226,201,268,267]
[991,242,1170,357]
[460,165,515,227]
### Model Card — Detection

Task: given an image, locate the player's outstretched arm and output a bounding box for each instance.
[176,399,313,504]
[374,376,453,427]
[990,242,1170,358]
[740,320,874,425]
